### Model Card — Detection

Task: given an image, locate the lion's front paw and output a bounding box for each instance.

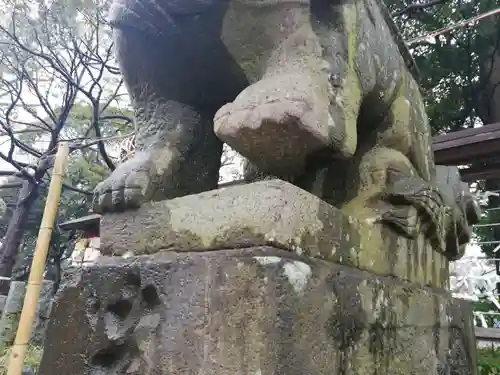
[214,73,337,175]
[92,152,158,213]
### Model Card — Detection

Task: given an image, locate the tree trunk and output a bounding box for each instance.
[0,180,38,293]
[476,17,500,124]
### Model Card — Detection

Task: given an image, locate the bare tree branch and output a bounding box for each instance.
[68,132,135,151]
[392,0,450,17]
[0,0,133,280]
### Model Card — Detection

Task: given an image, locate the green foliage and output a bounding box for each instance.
[386,0,500,132]
[475,297,499,313]
[0,345,43,374]
[478,347,500,374]
[474,297,500,327]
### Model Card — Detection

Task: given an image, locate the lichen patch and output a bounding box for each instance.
[283,260,312,295]
[253,256,281,266]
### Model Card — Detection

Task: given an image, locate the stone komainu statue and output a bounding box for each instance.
[94,0,479,260]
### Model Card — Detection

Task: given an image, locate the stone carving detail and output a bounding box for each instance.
[92,0,479,259]
[381,167,480,260]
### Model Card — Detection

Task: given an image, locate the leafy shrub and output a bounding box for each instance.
[0,345,43,375]
[478,347,500,374]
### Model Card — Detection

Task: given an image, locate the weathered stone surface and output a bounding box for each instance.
[21,367,35,375]
[92,0,478,270]
[433,166,481,258]
[0,295,7,313]
[84,0,480,276]
[0,280,54,346]
[101,179,449,288]
[0,197,6,219]
[39,248,476,375]
[214,72,333,175]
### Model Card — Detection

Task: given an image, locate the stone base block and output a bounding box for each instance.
[100,179,449,289]
[39,248,476,375]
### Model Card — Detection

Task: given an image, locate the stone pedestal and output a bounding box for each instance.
[39,180,477,374]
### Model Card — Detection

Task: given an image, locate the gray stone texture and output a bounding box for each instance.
[94,0,479,261]
[0,280,54,346]
[91,0,480,280]
[0,294,7,313]
[39,248,476,375]
[21,367,35,375]
[101,179,450,289]
[70,0,481,371]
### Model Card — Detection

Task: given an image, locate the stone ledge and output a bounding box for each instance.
[100,179,449,288]
[39,248,475,375]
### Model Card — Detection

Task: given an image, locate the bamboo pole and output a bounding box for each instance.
[6,143,69,375]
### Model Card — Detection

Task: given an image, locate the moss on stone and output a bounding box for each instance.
[0,313,20,346]
[210,226,268,249]
[0,344,43,374]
